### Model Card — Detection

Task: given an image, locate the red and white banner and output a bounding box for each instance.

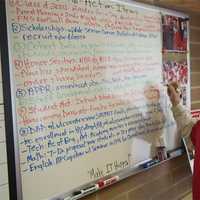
[191,109,200,119]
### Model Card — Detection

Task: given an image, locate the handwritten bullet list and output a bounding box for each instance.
[6,0,168,194]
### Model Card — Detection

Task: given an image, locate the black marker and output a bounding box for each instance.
[140,159,160,168]
[71,184,99,199]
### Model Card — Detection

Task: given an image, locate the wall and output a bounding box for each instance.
[82,1,200,200]
[190,14,200,109]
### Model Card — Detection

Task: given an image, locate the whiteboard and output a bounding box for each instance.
[0,54,9,200]
[4,0,190,200]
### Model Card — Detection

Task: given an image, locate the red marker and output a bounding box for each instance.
[97,176,119,188]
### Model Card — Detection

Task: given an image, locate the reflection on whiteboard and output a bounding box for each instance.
[5,0,188,199]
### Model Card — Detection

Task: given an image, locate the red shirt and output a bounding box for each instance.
[191,121,200,200]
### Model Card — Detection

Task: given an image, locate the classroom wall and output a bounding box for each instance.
[83,1,200,200]
[190,14,200,109]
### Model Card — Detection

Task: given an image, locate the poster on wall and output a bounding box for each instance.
[162,53,189,106]
[162,14,190,108]
[162,15,188,52]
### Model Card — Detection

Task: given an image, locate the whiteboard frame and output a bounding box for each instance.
[1,0,190,200]
[4,1,23,200]
[0,1,18,200]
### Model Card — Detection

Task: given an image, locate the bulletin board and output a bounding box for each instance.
[0,0,190,200]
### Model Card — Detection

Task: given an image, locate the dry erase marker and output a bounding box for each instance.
[97,175,119,188]
[71,184,99,199]
[140,159,160,168]
[63,196,72,200]
[82,184,99,194]
[71,190,83,200]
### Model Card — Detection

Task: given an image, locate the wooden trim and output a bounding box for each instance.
[191,100,200,104]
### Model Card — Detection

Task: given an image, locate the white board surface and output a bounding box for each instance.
[5,0,189,199]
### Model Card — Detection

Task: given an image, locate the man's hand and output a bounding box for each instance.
[167,82,181,106]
